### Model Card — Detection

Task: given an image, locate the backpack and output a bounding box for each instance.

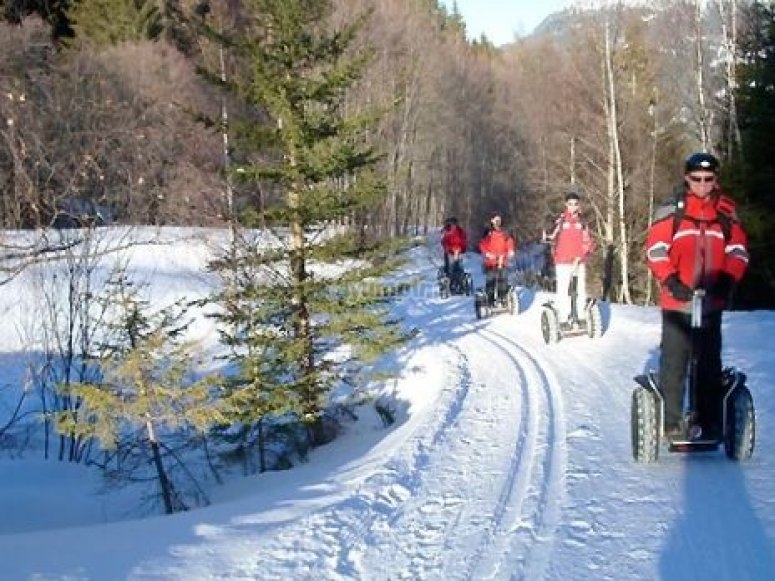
[671,192,734,242]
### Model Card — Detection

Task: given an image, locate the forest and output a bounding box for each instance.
[1,0,773,306]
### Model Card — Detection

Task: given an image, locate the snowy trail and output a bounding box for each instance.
[344,324,567,580]
[472,326,567,581]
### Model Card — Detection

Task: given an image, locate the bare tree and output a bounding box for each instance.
[694,0,712,151]
[716,0,743,159]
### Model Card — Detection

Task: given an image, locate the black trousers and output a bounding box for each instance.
[659,309,723,431]
[484,267,509,304]
[444,253,463,277]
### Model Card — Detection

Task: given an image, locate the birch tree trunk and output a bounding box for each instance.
[605,19,632,305]
[717,0,743,158]
[695,0,711,150]
[602,21,618,302]
[646,95,659,305]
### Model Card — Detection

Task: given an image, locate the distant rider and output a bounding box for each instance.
[543,191,594,322]
[479,214,515,305]
[441,217,468,282]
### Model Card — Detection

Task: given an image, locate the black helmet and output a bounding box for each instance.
[565,191,580,202]
[447,216,458,225]
[685,152,719,173]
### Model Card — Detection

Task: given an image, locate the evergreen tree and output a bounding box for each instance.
[196,0,409,450]
[1,0,75,41]
[67,0,163,46]
[726,2,775,308]
[57,268,223,514]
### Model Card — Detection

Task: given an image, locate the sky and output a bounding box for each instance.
[1,228,774,579]
[440,0,576,44]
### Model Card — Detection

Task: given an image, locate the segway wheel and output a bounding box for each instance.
[439,278,450,299]
[540,306,560,344]
[631,386,660,463]
[474,292,484,320]
[585,301,603,339]
[724,385,755,461]
[508,288,520,315]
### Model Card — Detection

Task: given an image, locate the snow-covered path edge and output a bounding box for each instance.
[128,312,570,579]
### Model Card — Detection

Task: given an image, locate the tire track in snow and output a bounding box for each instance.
[340,336,526,578]
[343,322,566,580]
[451,328,538,580]
[470,326,567,581]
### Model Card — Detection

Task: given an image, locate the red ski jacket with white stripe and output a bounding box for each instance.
[547,210,594,265]
[645,188,749,312]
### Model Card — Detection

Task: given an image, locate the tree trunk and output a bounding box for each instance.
[646,93,659,305]
[146,417,174,515]
[695,0,711,150]
[718,0,743,158]
[602,23,617,300]
[258,418,266,474]
[604,18,632,304]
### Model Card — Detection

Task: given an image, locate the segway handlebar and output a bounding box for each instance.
[691,289,705,329]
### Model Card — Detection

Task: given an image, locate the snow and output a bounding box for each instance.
[1,228,774,580]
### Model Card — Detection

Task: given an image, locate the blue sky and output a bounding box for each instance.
[440,0,574,44]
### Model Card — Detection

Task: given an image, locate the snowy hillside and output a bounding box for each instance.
[0,229,773,580]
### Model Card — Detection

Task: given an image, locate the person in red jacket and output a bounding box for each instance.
[544,192,595,322]
[478,214,515,305]
[441,217,468,281]
[645,152,749,440]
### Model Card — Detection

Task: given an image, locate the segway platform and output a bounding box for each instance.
[540,271,603,344]
[630,367,755,463]
[666,420,722,452]
[540,299,602,343]
[474,286,519,319]
[438,267,472,299]
[667,437,720,453]
[631,290,756,463]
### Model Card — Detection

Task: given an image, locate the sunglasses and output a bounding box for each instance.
[688,175,716,183]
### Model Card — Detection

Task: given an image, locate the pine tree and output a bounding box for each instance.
[195,0,409,450]
[67,0,163,46]
[726,1,775,308]
[57,267,223,514]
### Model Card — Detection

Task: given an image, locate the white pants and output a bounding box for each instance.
[555,263,587,321]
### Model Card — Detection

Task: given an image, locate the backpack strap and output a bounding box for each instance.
[715,195,736,241]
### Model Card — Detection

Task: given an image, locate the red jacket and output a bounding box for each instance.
[645,189,749,312]
[441,224,467,254]
[479,228,515,269]
[548,210,594,265]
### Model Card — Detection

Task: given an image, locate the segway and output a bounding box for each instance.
[540,267,602,344]
[474,267,519,319]
[631,290,756,463]
[438,257,472,299]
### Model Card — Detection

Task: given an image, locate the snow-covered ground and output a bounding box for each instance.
[0,229,773,580]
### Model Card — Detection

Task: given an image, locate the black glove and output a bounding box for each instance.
[712,272,736,300]
[665,274,692,302]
